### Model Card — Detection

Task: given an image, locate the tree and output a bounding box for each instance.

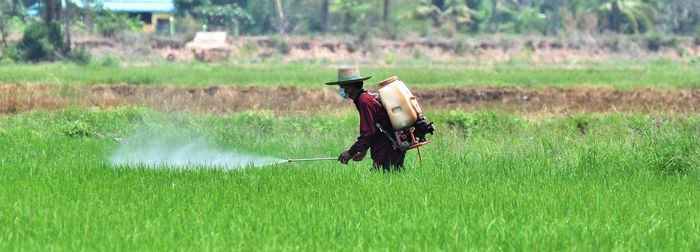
[411,0,473,28]
[175,0,254,34]
[63,0,76,53]
[40,0,66,56]
[321,0,328,34]
[94,9,142,37]
[81,0,96,33]
[329,0,370,34]
[661,0,700,34]
[549,0,561,35]
[383,0,389,25]
[273,0,285,35]
[243,0,275,35]
[487,0,521,32]
[43,0,60,23]
[598,0,655,33]
[1,0,11,48]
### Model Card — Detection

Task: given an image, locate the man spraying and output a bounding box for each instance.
[326,66,406,171]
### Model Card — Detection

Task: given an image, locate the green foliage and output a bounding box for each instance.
[192,4,253,33]
[409,0,472,31]
[269,36,291,54]
[0,42,21,62]
[55,0,696,37]
[65,45,92,65]
[646,33,662,51]
[329,0,371,34]
[515,7,547,34]
[60,119,93,138]
[241,0,275,35]
[95,10,142,37]
[173,0,207,13]
[175,0,253,34]
[7,15,25,33]
[464,0,490,33]
[597,0,656,34]
[490,3,519,32]
[694,31,700,46]
[18,22,64,62]
[99,55,120,67]
[454,39,469,55]
[645,34,678,52]
[661,0,700,34]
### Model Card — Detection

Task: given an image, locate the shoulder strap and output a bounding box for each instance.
[368,92,383,108]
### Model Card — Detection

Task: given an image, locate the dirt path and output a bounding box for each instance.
[2,84,700,115]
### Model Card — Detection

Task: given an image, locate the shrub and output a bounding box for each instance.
[269,36,291,55]
[99,55,121,67]
[0,42,22,63]
[454,39,469,55]
[346,40,359,53]
[18,22,65,61]
[95,10,142,37]
[61,120,92,138]
[646,34,662,51]
[65,45,92,65]
[694,31,700,46]
[515,7,547,35]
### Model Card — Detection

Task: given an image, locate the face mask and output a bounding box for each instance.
[338,87,350,99]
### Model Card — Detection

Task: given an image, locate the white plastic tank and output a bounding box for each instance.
[378,76,422,130]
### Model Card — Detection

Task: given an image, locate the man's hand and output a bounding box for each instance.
[338,151,352,164]
[352,151,366,161]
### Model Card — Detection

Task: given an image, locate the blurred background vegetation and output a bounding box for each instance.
[1,0,699,63]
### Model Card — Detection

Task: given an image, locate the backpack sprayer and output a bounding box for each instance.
[287,76,435,165]
[375,76,435,166]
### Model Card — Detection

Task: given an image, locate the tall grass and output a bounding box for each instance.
[1,61,699,88]
[0,108,699,250]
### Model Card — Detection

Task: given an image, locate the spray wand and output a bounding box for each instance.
[286,157,337,163]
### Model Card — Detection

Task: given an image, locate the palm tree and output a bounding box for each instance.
[598,0,655,33]
[412,0,472,28]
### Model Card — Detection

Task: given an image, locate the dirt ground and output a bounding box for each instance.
[67,35,700,64]
[2,84,700,115]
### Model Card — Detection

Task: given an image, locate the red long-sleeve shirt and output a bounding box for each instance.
[347,92,402,165]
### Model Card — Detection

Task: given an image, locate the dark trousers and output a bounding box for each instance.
[373,152,406,172]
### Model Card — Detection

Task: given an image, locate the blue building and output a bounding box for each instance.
[27,0,177,33]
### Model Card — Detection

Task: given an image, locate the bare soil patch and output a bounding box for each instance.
[66,34,700,64]
[2,84,700,115]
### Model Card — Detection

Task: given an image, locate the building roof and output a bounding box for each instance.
[98,0,177,14]
[27,0,177,16]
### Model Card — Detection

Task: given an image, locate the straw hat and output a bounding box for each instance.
[325,66,372,85]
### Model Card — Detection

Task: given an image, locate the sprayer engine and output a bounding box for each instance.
[378,115,435,152]
[394,115,434,151]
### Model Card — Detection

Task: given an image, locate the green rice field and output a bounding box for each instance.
[1,107,699,250]
[1,61,700,250]
[1,61,699,88]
